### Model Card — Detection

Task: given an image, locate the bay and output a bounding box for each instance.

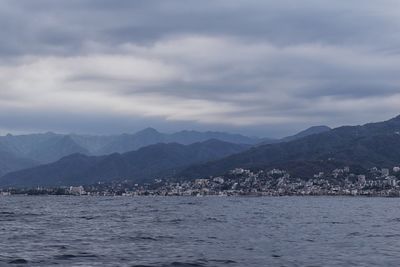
[0,196,399,266]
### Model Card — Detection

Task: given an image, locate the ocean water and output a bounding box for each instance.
[0,196,400,267]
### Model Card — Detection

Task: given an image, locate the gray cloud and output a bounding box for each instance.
[2,0,400,55]
[0,0,400,137]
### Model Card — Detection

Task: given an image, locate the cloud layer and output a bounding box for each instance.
[1,0,400,137]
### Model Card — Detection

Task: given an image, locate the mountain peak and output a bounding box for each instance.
[389,114,400,122]
[44,131,56,135]
[281,125,331,142]
[136,127,160,135]
[303,125,331,132]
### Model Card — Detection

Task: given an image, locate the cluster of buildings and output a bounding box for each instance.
[126,166,400,197]
[2,166,400,197]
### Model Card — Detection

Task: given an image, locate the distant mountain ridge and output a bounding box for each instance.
[0,128,260,156]
[0,150,37,177]
[4,115,400,188]
[257,125,331,145]
[94,128,262,154]
[0,129,261,176]
[0,132,89,163]
[0,125,338,181]
[179,115,400,179]
[0,140,249,187]
[280,125,331,142]
[0,125,335,181]
[0,133,89,176]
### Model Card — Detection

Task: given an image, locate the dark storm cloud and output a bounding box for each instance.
[2,0,398,55]
[0,0,400,137]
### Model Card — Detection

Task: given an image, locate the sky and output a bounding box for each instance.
[1,0,400,138]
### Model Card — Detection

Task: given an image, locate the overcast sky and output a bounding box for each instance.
[1,0,400,137]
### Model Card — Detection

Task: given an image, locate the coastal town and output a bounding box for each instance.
[2,165,400,197]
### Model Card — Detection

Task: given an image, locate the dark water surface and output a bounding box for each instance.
[0,196,399,266]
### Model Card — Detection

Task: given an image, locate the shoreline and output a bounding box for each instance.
[2,193,400,198]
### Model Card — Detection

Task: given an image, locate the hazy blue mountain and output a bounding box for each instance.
[0,129,261,176]
[97,128,167,154]
[0,125,338,178]
[0,150,37,177]
[168,130,261,145]
[69,134,118,154]
[27,135,90,163]
[96,128,260,154]
[0,133,89,164]
[0,133,89,175]
[255,137,280,145]
[280,125,331,142]
[0,140,249,187]
[257,126,331,146]
[2,115,399,187]
[180,115,400,179]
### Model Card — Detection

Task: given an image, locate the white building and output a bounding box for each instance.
[213,177,225,184]
[69,186,85,195]
[387,177,397,187]
[381,168,390,177]
[357,175,366,186]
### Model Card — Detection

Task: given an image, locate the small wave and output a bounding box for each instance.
[0,212,42,218]
[131,263,204,267]
[118,235,175,242]
[54,253,98,260]
[325,221,346,225]
[204,217,226,223]
[182,202,198,205]
[132,261,214,267]
[169,218,184,224]
[384,234,400,238]
[163,262,206,267]
[79,216,97,220]
[138,236,158,241]
[8,259,28,264]
[0,212,16,221]
[209,259,237,264]
[46,244,68,250]
[54,254,77,260]
[0,212,15,215]
[347,232,362,237]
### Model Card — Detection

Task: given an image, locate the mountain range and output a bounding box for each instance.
[0,123,338,187]
[0,126,331,178]
[180,115,400,179]
[0,129,261,177]
[0,140,249,187]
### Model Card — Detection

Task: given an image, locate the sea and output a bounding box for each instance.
[0,196,399,267]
